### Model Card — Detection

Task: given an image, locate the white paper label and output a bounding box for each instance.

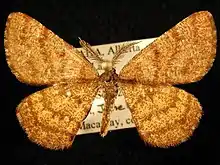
[76,38,156,135]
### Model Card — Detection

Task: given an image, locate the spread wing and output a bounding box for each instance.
[119,82,202,147]
[119,11,216,85]
[16,80,98,150]
[4,12,98,86]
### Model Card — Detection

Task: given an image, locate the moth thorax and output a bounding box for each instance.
[101,61,113,71]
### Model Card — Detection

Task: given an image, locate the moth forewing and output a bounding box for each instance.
[5,12,98,86]
[119,11,216,85]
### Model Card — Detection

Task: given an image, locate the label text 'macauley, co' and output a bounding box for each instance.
[80,43,140,56]
[80,119,121,130]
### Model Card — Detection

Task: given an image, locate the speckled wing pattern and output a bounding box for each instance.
[119,11,216,85]
[119,83,202,147]
[119,11,216,147]
[4,13,99,149]
[5,12,98,86]
[16,81,98,149]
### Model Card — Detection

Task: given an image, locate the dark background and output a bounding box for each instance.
[1,0,220,165]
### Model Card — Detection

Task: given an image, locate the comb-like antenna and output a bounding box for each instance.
[79,37,104,63]
[112,41,141,66]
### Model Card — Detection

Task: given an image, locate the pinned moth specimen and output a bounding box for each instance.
[5,11,216,149]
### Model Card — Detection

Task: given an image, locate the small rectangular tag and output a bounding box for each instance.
[76,37,156,135]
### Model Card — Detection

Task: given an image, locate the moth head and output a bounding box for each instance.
[101,60,113,71]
